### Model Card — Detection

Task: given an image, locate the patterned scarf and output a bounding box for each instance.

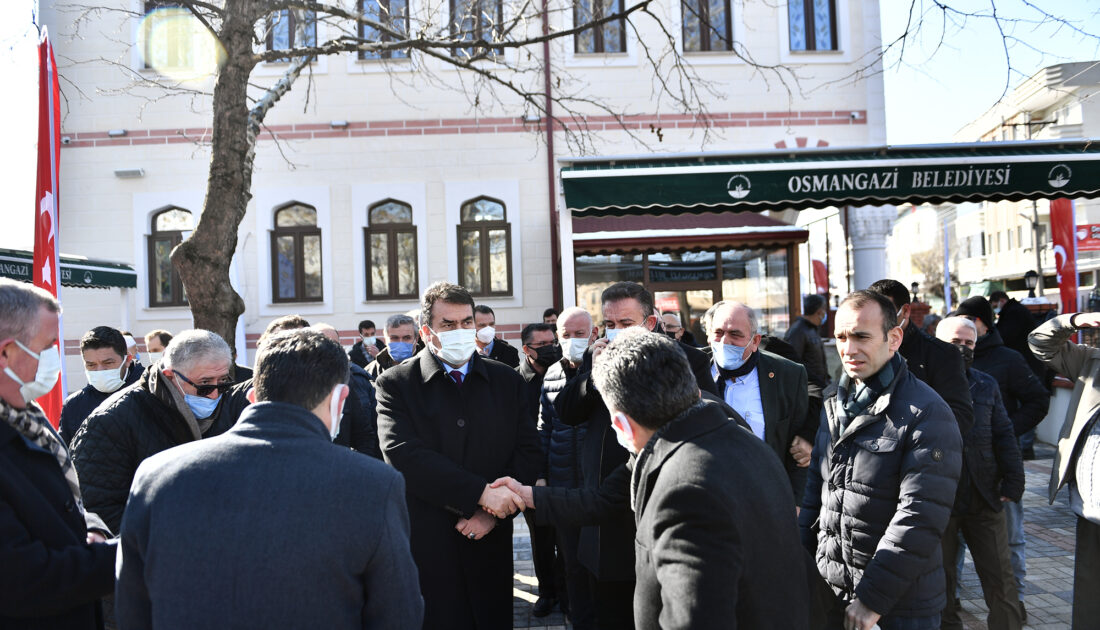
[1,399,84,513]
[834,353,904,431]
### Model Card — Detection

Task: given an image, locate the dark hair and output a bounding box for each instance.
[839,290,898,338]
[803,294,826,316]
[989,291,1009,302]
[473,305,495,318]
[521,323,556,345]
[867,279,910,310]
[421,282,475,330]
[253,329,349,410]
[591,329,697,430]
[357,319,376,332]
[542,308,560,319]
[600,282,655,317]
[80,326,127,359]
[260,314,311,345]
[144,329,173,347]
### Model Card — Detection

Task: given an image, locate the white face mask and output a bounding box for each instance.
[362,335,376,346]
[146,352,164,365]
[86,360,128,394]
[565,337,589,363]
[611,411,636,454]
[328,383,347,440]
[431,327,478,366]
[4,339,62,404]
[476,326,496,345]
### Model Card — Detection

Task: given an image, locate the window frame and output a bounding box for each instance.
[680,0,732,53]
[574,0,628,54]
[365,199,419,300]
[456,196,513,297]
[788,0,838,52]
[265,8,318,52]
[449,0,504,58]
[270,202,324,304]
[146,206,192,308]
[358,0,410,59]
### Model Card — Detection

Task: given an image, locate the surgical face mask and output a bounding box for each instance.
[476,326,496,345]
[533,344,563,368]
[954,344,975,369]
[611,411,636,454]
[146,351,163,365]
[184,393,221,419]
[565,337,588,363]
[362,335,376,346]
[388,341,415,362]
[711,341,749,370]
[605,327,627,342]
[328,383,347,440]
[4,339,62,403]
[86,360,127,394]
[431,327,477,366]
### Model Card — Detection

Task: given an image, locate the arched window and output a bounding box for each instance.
[457,196,512,296]
[365,199,418,299]
[147,206,193,307]
[271,202,323,303]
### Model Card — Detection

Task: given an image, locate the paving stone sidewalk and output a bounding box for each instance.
[511,442,1079,629]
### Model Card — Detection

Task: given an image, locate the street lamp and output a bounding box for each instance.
[1025,270,1039,299]
[910,282,920,303]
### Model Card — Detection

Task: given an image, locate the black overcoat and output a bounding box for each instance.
[0,416,116,629]
[375,349,542,630]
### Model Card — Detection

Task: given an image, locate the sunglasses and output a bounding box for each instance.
[174,371,234,397]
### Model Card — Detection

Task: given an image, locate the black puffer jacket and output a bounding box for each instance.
[59,366,142,447]
[972,327,1050,436]
[537,359,587,488]
[799,359,962,618]
[958,368,1024,513]
[70,368,237,532]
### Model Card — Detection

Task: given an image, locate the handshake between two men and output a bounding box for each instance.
[456,478,537,541]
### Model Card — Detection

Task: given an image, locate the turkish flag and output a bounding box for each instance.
[1050,198,1079,314]
[34,31,65,428]
[812,259,829,295]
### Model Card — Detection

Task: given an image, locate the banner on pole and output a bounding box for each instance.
[34,30,65,428]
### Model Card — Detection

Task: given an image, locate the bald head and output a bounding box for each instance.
[311,323,341,344]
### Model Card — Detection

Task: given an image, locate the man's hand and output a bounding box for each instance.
[479,483,525,517]
[844,598,881,630]
[1075,313,1100,328]
[366,344,380,358]
[491,476,535,511]
[591,338,609,362]
[789,435,813,467]
[86,531,107,544]
[456,510,497,541]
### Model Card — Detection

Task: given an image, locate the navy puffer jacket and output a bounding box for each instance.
[799,359,962,619]
[537,360,587,488]
[959,368,1024,512]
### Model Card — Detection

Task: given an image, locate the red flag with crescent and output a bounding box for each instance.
[34,30,65,428]
[1050,198,1078,315]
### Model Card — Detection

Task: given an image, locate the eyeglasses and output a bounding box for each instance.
[174,371,234,397]
[525,341,559,350]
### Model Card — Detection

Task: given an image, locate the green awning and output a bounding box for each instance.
[561,140,1100,216]
[0,248,137,289]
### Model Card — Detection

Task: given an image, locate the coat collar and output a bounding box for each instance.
[417,346,490,384]
[632,401,729,513]
[233,400,331,440]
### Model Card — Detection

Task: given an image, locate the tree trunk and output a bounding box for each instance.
[171,2,257,348]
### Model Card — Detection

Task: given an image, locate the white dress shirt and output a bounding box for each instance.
[712,363,766,441]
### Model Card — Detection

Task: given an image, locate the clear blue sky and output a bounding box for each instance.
[3,1,1100,249]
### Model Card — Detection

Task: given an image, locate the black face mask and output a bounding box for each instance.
[533,344,563,368]
[955,344,974,369]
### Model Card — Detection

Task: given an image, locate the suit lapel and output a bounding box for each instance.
[757,353,782,452]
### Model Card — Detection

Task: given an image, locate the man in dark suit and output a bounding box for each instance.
[0,278,116,629]
[473,304,521,368]
[550,281,717,629]
[376,282,542,629]
[588,329,811,629]
[702,300,811,502]
[115,329,423,629]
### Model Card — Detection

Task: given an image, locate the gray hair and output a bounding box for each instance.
[386,313,416,332]
[0,278,61,343]
[556,306,592,331]
[702,301,758,337]
[936,316,978,339]
[591,329,698,430]
[162,329,232,373]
